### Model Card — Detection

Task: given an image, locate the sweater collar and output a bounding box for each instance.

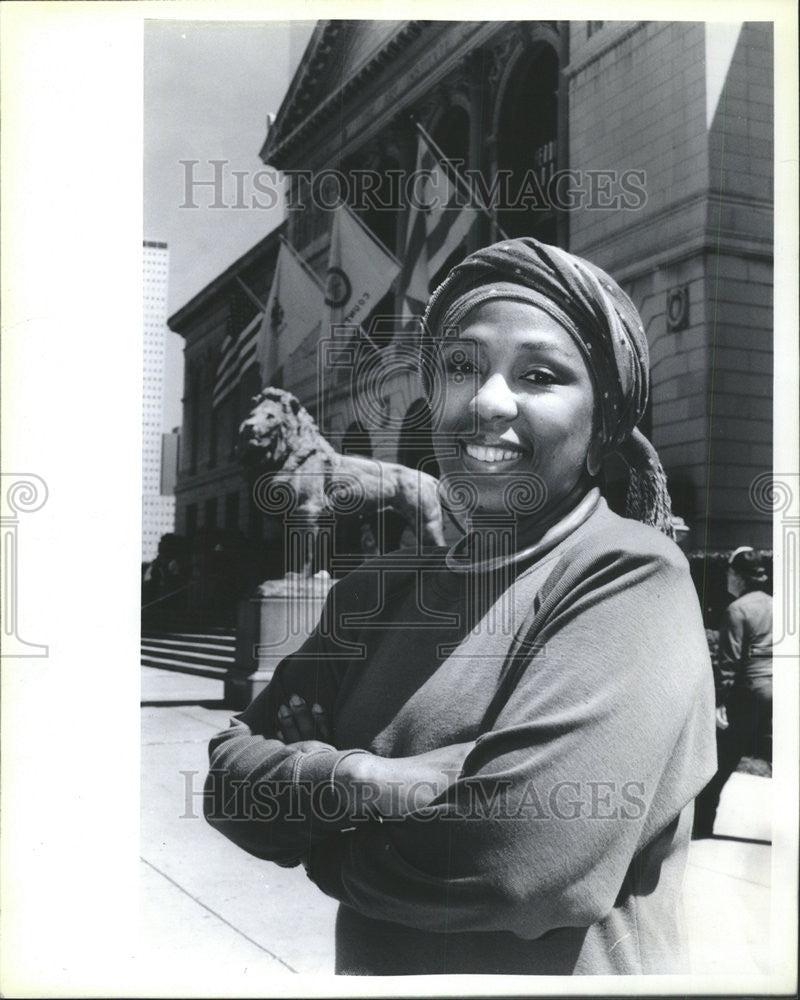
[444,488,602,575]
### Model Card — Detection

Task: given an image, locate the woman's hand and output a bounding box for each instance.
[341,741,477,819]
[275,692,475,820]
[276,694,333,744]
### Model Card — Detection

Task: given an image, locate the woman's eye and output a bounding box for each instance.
[521,369,557,386]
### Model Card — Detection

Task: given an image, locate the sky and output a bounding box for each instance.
[144,18,315,429]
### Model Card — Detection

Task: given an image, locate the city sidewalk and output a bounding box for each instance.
[138,666,773,991]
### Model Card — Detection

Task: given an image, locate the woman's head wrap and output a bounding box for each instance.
[421,237,675,538]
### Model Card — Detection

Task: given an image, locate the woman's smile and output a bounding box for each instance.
[432,298,598,524]
[461,435,530,467]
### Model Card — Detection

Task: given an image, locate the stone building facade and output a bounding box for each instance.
[170,19,773,559]
[168,228,282,547]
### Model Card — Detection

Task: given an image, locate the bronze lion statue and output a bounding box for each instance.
[238,388,445,576]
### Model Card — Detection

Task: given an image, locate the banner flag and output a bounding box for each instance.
[257,237,325,382]
[325,203,400,334]
[399,129,480,318]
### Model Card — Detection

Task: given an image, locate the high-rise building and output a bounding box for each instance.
[142,240,176,562]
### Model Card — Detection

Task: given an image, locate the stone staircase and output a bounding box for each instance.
[140,629,236,680]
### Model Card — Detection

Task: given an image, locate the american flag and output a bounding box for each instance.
[212,291,262,408]
[399,127,480,318]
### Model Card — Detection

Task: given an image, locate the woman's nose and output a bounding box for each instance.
[470,372,518,422]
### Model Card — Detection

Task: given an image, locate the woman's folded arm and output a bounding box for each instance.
[306,539,717,938]
[204,574,366,864]
[204,559,471,865]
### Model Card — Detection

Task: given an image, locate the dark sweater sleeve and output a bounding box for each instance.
[204,572,376,866]
[307,531,717,938]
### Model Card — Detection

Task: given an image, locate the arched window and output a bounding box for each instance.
[496,44,560,243]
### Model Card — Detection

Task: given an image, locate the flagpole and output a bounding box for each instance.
[279,234,326,291]
[415,121,511,242]
[235,275,266,312]
[339,202,401,267]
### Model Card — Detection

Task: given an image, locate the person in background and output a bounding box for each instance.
[693,547,772,838]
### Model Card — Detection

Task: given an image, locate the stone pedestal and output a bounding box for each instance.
[226,590,328,710]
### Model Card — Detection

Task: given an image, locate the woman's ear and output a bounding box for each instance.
[586,438,603,478]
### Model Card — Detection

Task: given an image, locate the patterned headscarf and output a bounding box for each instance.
[421,237,675,538]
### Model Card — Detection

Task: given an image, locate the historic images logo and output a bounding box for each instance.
[1,474,49,658]
[749,472,798,648]
[184,770,648,823]
[179,161,649,214]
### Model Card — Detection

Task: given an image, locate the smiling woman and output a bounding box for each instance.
[433,298,598,535]
[205,237,716,977]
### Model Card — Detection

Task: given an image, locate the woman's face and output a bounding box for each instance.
[431,298,599,524]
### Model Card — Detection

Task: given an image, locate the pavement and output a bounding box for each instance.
[138,666,774,991]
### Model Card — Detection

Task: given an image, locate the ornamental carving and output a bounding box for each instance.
[521,21,561,48]
[487,29,520,91]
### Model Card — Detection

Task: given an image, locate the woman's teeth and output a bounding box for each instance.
[465,444,524,464]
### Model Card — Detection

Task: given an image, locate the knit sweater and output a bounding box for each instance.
[205,498,716,975]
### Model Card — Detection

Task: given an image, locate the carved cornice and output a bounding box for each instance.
[265,22,342,144]
[335,24,503,171]
[263,22,567,173]
[261,21,426,167]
